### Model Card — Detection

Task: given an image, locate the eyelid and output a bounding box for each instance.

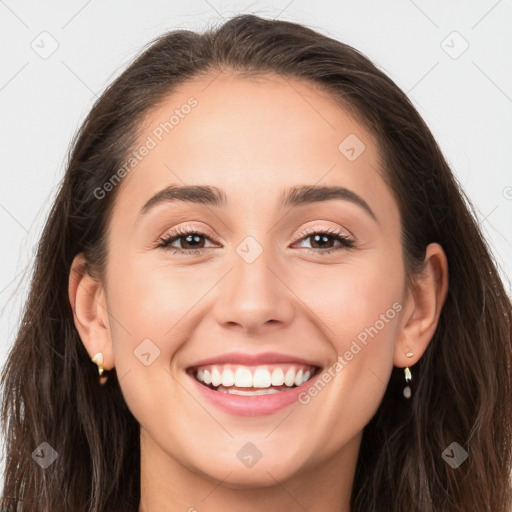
[160,223,219,242]
[155,221,356,257]
[157,222,352,245]
[294,223,353,240]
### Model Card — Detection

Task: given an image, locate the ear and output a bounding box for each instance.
[394,242,449,368]
[68,253,114,370]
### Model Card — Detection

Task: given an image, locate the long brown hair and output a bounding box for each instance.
[1,14,511,512]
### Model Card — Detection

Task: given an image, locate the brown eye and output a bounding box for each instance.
[156,227,218,255]
[293,227,355,254]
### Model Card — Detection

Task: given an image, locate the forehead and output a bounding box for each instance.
[110,73,395,225]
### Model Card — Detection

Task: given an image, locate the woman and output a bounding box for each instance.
[1,13,511,512]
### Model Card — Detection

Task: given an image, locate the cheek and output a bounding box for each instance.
[295,255,403,399]
[106,255,203,337]
[275,305,399,467]
[296,254,404,344]
[103,256,199,395]
[104,258,198,428]
[293,263,403,451]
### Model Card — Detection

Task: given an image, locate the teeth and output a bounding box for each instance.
[193,364,316,390]
[284,368,296,387]
[216,386,282,396]
[234,367,253,387]
[253,368,272,388]
[221,368,235,387]
[211,368,222,387]
[271,368,285,386]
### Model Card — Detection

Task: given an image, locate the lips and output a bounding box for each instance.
[185,351,322,414]
[188,351,323,367]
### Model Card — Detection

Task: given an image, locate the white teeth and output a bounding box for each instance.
[253,368,272,388]
[221,368,235,387]
[234,367,253,387]
[284,368,296,387]
[211,368,222,387]
[217,385,281,396]
[271,368,285,386]
[193,364,317,390]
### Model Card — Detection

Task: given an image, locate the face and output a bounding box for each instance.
[100,73,407,486]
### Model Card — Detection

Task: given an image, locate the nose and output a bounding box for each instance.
[212,247,295,334]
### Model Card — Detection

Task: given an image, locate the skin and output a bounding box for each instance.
[69,73,448,512]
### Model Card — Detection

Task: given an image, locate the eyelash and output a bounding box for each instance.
[155,225,355,256]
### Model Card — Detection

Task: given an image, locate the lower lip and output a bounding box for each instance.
[187,370,321,416]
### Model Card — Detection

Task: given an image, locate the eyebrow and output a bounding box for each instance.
[139,184,377,222]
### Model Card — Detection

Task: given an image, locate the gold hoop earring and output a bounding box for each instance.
[91,352,108,385]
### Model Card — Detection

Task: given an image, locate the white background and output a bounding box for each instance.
[0,0,511,481]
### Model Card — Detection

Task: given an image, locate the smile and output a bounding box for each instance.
[188,363,319,396]
[185,351,324,415]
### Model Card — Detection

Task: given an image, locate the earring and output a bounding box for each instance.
[403,367,412,398]
[403,349,414,399]
[91,352,108,385]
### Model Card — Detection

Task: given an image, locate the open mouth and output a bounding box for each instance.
[186,363,321,396]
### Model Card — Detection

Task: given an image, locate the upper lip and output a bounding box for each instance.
[188,351,323,368]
